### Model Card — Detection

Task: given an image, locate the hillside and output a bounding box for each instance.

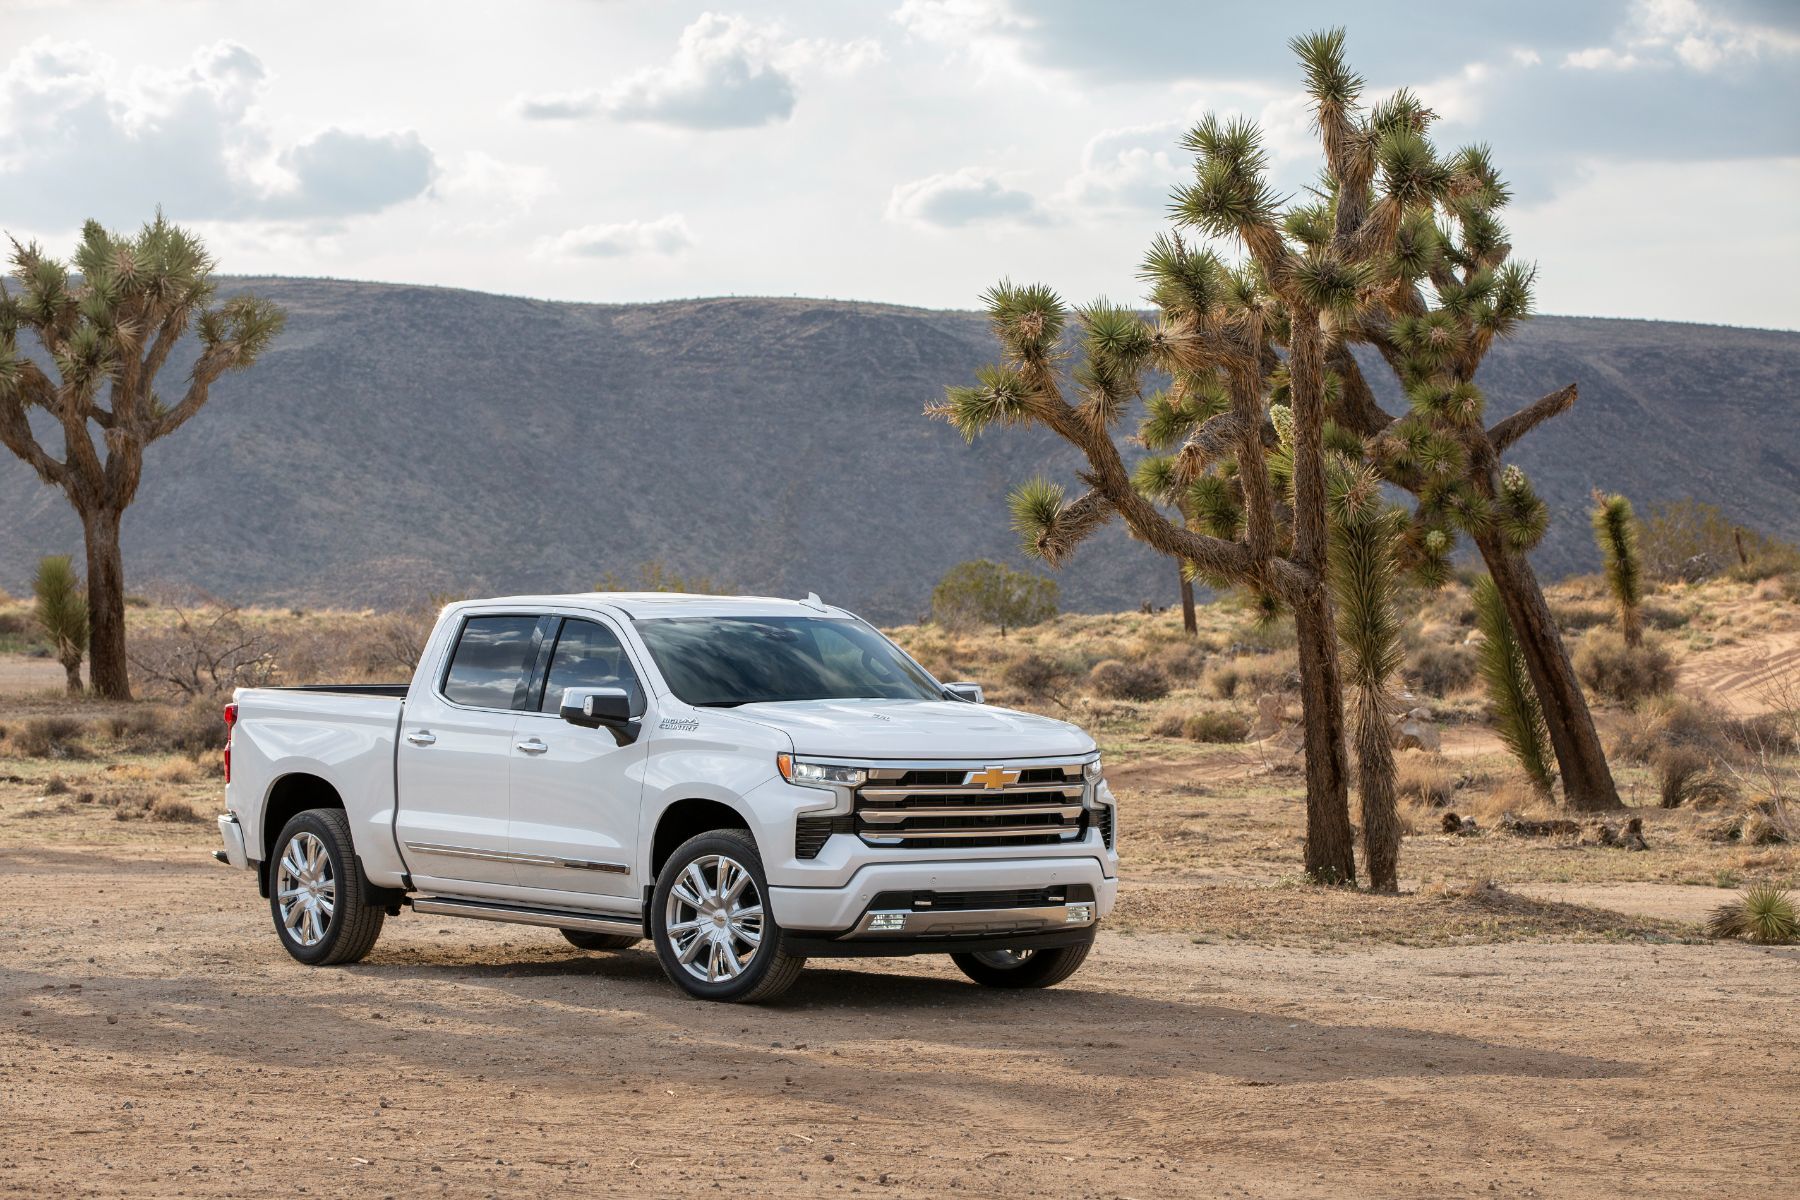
[2,278,1796,619]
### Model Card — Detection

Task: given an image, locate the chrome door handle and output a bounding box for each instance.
[515,737,548,755]
[405,730,437,747]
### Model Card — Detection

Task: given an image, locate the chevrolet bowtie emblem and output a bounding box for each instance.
[968,766,1020,790]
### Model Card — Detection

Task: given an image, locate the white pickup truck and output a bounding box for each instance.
[215,592,1118,1001]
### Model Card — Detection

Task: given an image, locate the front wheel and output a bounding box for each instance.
[951,942,1092,989]
[268,809,385,966]
[650,829,804,1003]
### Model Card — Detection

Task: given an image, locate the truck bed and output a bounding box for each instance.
[263,683,411,698]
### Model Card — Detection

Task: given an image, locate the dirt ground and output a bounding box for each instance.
[3,580,1798,1198]
[2,838,1795,1199]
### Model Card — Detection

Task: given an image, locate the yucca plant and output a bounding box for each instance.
[0,213,285,698]
[1474,575,1555,793]
[32,554,88,695]
[1708,886,1798,944]
[1591,490,1644,646]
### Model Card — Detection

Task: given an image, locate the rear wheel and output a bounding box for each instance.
[560,929,641,952]
[951,942,1091,989]
[268,809,385,966]
[650,829,804,1003]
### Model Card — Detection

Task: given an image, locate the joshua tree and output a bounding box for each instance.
[1328,484,1405,891]
[0,215,285,699]
[1591,490,1643,646]
[1473,575,1555,792]
[31,554,88,695]
[1232,32,1619,810]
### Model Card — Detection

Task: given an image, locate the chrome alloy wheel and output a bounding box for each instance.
[664,853,764,984]
[276,831,336,947]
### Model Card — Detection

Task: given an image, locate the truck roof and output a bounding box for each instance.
[448,592,851,620]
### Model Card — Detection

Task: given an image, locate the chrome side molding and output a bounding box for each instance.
[403,841,627,874]
[411,895,643,935]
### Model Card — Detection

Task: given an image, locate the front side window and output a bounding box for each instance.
[538,619,644,714]
[634,616,942,707]
[440,615,539,709]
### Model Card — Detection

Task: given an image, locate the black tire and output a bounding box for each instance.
[268,808,385,966]
[951,942,1092,989]
[650,828,804,1003]
[560,929,642,952]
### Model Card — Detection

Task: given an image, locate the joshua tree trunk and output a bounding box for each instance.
[81,506,132,701]
[1353,689,1400,890]
[1474,530,1619,810]
[1293,587,1356,882]
[60,656,83,695]
[1179,571,1198,635]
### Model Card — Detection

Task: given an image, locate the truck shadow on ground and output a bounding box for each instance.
[3,943,1642,1099]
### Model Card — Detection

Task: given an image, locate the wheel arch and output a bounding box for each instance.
[257,773,345,897]
[647,796,754,881]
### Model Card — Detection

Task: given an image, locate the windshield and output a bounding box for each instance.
[633,616,944,707]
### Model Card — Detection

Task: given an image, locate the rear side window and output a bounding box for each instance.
[538,619,644,714]
[441,616,539,709]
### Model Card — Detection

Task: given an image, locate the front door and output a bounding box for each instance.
[395,613,544,891]
[507,616,648,902]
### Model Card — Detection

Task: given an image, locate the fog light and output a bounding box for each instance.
[1065,903,1094,924]
[867,911,909,932]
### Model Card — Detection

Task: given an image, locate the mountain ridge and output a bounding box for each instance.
[2,277,1795,621]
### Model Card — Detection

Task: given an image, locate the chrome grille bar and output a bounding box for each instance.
[851,760,1090,848]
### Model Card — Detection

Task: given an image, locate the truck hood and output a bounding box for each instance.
[727,698,1093,761]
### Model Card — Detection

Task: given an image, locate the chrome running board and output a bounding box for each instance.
[411,895,643,936]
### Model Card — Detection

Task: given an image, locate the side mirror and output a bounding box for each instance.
[559,686,635,730]
[943,682,984,704]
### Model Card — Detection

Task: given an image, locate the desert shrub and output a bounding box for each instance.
[104,707,174,752]
[930,560,1057,635]
[1206,663,1242,699]
[1149,711,1187,738]
[43,774,70,795]
[1088,659,1169,701]
[1151,641,1210,684]
[1549,600,1611,633]
[1612,695,1730,763]
[1640,601,1692,631]
[1205,653,1294,701]
[148,795,201,823]
[1404,642,1475,698]
[166,697,230,755]
[1574,630,1675,705]
[1396,755,1456,807]
[1181,710,1250,743]
[1640,497,1799,582]
[1707,886,1798,944]
[12,716,90,758]
[1722,711,1800,757]
[128,603,276,698]
[1653,746,1738,809]
[1002,651,1075,697]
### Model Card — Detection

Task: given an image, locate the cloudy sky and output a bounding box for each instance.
[4,0,1797,328]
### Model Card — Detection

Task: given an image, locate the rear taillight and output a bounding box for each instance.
[222,703,238,783]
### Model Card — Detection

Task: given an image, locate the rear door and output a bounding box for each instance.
[395,612,545,891]
[506,614,650,902]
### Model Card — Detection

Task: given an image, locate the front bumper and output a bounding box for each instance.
[768,854,1116,933]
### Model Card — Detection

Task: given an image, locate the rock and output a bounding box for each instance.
[1499,811,1581,838]
[1591,816,1650,850]
[1392,707,1440,752]
[1440,812,1479,836]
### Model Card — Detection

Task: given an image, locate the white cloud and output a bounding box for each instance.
[891,0,1034,79]
[0,38,435,227]
[537,214,695,258]
[1056,122,1182,214]
[1563,0,1800,71]
[515,13,879,130]
[887,167,1045,228]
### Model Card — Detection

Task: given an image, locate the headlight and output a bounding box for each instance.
[1083,756,1104,784]
[777,754,866,789]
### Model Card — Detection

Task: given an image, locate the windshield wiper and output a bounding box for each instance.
[692,700,750,708]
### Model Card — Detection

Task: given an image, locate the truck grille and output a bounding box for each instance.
[853,762,1088,849]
